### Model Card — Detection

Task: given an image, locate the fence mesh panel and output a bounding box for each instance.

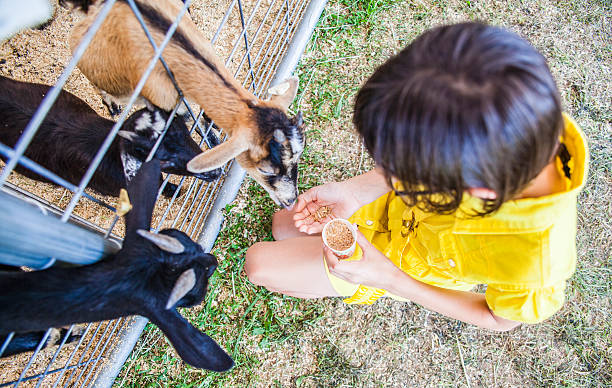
[0,0,309,386]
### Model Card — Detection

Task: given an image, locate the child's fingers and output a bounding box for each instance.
[292,200,310,221]
[305,201,322,216]
[296,216,314,227]
[354,228,373,252]
[294,198,327,223]
[296,220,312,232]
[323,245,340,268]
[294,188,318,213]
[295,202,328,226]
[309,223,325,234]
[299,222,322,234]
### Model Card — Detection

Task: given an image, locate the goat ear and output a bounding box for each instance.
[267,76,299,112]
[165,269,196,309]
[137,230,185,254]
[147,309,234,372]
[186,134,249,173]
[256,160,278,176]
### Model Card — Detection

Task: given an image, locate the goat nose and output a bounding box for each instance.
[195,168,222,182]
[206,263,217,278]
[204,254,218,278]
[282,197,296,210]
[159,160,176,169]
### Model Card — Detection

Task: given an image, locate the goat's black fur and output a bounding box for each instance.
[59,0,95,12]
[0,160,233,371]
[0,76,221,197]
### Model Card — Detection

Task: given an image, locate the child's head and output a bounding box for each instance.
[353,22,563,214]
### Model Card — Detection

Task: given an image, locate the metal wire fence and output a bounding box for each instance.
[0,0,323,385]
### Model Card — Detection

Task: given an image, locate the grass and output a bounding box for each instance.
[117,0,611,386]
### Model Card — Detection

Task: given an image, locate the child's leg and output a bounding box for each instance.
[271,208,314,240]
[245,236,340,298]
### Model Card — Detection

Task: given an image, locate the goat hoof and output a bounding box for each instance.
[35,18,53,31]
[103,100,122,117]
[162,182,182,198]
[180,110,193,122]
[109,102,122,117]
[59,327,85,344]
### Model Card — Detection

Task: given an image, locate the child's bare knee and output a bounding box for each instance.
[244,242,269,286]
[271,209,290,240]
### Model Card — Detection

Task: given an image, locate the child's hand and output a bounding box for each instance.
[323,228,402,289]
[293,181,362,234]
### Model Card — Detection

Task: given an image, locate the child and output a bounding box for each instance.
[244,22,588,331]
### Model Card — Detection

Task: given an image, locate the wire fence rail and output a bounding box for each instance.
[0,0,326,386]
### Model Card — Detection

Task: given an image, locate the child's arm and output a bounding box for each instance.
[294,167,391,234]
[341,167,392,202]
[386,271,520,331]
[325,230,521,331]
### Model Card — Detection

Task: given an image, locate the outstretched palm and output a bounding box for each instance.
[293,181,361,234]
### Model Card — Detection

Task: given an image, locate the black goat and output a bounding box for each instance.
[0,159,233,371]
[0,75,221,198]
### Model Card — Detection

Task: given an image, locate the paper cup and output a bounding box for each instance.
[322,218,357,259]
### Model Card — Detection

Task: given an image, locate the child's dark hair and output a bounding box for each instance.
[353,22,563,215]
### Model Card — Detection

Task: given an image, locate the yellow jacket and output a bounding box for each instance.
[339,114,588,324]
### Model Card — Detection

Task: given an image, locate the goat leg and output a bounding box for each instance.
[0,326,83,358]
[146,308,233,372]
[99,90,123,117]
[160,175,181,198]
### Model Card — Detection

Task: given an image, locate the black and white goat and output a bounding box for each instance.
[0,159,233,371]
[0,75,222,198]
[68,0,305,208]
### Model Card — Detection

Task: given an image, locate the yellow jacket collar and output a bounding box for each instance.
[453,113,588,234]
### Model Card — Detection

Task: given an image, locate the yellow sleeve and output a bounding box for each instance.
[485,282,567,324]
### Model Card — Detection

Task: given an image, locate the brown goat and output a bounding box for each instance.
[69,0,305,208]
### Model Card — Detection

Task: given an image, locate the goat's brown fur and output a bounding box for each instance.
[70,0,304,207]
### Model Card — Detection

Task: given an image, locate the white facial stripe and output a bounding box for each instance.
[152,111,166,137]
[121,153,143,181]
[135,112,152,132]
[288,127,304,155]
[290,138,302,155]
